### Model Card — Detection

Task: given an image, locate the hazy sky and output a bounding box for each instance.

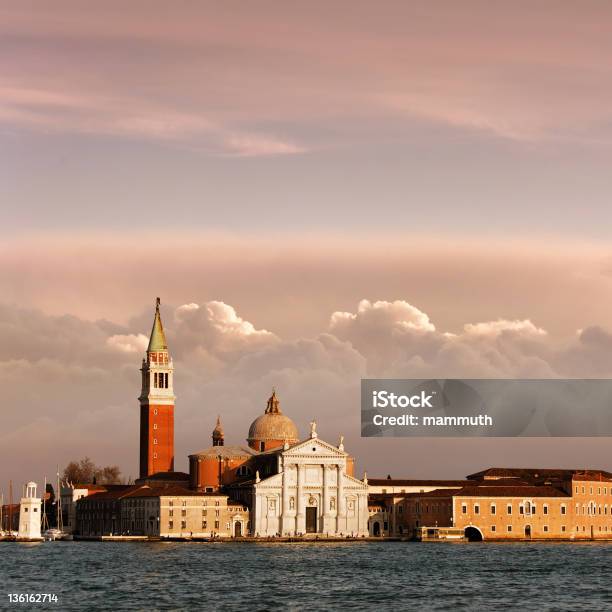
[2,2,612,490]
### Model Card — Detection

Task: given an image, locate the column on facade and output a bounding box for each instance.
[281,460,291,535]
[337,464,346,534]
[296,463,305,535]
[322,464,331,534]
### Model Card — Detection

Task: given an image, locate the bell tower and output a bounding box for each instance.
[139,297,175,478]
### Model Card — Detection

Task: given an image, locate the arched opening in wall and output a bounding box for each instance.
[464,526,483,542]
[524,525,531,539]
[234,522,242,537]
[373,522,381,537]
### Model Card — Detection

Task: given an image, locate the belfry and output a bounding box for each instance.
[138,298,175,478]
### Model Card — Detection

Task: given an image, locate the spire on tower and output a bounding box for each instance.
[147,297,168,352]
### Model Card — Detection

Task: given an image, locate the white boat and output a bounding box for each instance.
[43,528,73,541]
[42,469,73,541]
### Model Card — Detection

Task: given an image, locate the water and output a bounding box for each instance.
[2,541,612,611]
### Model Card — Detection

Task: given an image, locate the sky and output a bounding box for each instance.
[2,1,612,490]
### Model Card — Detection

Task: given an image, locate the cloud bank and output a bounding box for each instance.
[3,296,612,489]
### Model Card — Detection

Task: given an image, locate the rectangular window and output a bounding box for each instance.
[214,521,220,529]
[543,525,549,532]
[507,525,512,532]
[491,525,496,532]
[543,505,549,515]
[181,521,186,529]
[169,520,173,529]
[519,505,524,515]
[462,504,467,514]
[202,521,207,529]
[561,505,567,515]
[153,423,158,430]
[561,525,566,532]
[153,438,158,445]
[202,510,207,516]
[474,504,480,515]
[169,509,173,517]
[182,510,186,517]
[154,372,158,388]
[507,504,512,515]
[490,504,496,515]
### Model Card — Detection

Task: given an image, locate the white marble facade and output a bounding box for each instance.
[251,436,369,537]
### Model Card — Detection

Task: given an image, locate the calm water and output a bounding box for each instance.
[2,541,612,611]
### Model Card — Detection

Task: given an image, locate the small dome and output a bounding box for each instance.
[247,391,299,450]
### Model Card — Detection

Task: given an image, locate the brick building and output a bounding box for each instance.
[376,467,612,541]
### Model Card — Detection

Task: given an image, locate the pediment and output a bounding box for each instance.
[282,437,346,458]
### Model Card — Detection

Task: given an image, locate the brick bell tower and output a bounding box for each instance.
[139,297,175,478]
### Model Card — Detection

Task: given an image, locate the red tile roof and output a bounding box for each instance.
[369,479,469,487]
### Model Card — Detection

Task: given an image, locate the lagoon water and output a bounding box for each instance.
[2,541,612,611]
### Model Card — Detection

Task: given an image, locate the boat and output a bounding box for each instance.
[43,528,73,541]
[42,469,73,541]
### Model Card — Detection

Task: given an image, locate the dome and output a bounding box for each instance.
[247,391,299,451]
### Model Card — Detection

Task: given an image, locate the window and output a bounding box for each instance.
[575,486,579,494]
[519,505,524,515]
[215,510,220,517]
[507,525,512,532]
[182,510,186,517]
[490,503,496,515]
[154,408,158,415]
[33,507,38,513]
[182,501,187,506]
[202,510,207,516]
[543,525,549,532]
[491,525,496,532]
[598,488,601,495]
[474,504,480,515]
[153,438,158,445]
[462,504,467,514]
[153,424,158,430]
[24,507,28,512]
[153,452,157,459]
[169,510,173,517]
[507,504,512,515]
[561,525,566,532]
[214,521,220,529]
[561,504,567,515]
[543,504,548,515]
[181,521,186,529]
[202,521,207,529]
[169,520,174,529]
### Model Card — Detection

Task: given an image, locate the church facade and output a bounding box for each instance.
[249,432,369,537]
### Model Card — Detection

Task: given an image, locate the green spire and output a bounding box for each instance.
[147,297,168,352]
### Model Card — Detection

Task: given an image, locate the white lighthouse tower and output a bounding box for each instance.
[18,481,42,540]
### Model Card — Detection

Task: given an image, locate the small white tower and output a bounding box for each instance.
[18,481,42,540]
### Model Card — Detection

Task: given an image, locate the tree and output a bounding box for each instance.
[62,458,122,485]
[95,465,122,485]
[62,457,96,484]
